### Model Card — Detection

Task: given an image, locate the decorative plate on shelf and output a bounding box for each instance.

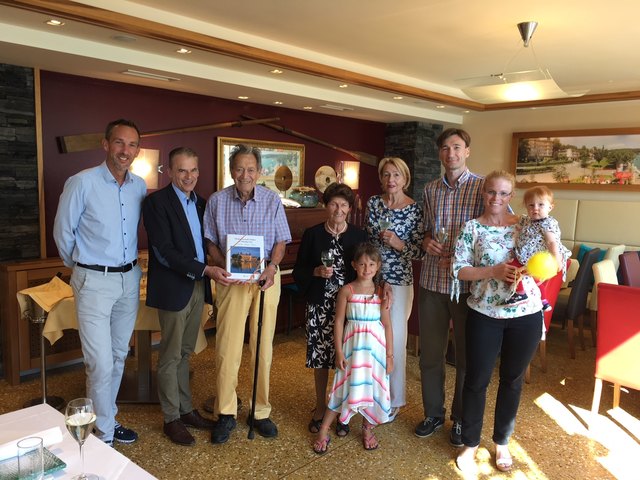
[314,166,337,193]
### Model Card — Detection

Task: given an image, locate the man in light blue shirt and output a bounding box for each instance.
[53,119,146,446]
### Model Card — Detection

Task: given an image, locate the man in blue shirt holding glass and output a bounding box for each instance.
[53,118,146,446]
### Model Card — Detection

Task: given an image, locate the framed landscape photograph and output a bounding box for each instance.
[217,137,305,191]
[511,128,640,191]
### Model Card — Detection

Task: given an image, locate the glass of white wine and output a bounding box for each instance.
[379,212,393,231]
[320,250,334,268]
[435,226,448,244]
[65,398,98,480]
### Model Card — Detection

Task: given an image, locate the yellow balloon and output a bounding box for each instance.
[526,251,558,281]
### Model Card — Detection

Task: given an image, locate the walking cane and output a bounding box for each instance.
[248,279,266,440]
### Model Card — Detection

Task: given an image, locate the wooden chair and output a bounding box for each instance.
[565,248,601,359]
[590,283,640,425]
[619,251,640,287]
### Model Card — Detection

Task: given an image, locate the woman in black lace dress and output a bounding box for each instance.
[293,183,366,437]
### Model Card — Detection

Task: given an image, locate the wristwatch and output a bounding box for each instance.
[268,262,279,270]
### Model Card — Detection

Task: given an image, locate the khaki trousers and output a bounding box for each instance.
[215,270,281,419]
[157,281,205,423]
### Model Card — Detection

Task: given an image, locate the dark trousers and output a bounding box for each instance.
[461,308,542,447]
[418,288,469,421]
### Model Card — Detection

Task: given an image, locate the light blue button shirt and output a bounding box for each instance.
[171,183,205,263]
[53,162,147,268]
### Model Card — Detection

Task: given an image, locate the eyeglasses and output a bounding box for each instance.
[485,190,512,198]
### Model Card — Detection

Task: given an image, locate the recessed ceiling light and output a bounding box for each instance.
[46,19,65,26]
[269,69,283,74]
[176,48,191,54]
[463,110,470,114]
[273,101,283,105]
[436,105,445,109]
[393,96,403,100]
[303,106,313,110]
[338,84,348,88]
[237,96,249,100]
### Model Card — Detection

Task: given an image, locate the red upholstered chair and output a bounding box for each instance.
[619,251,640,287]
[590,283,640,424]
[586,259,619,349]
[525,260,568,382]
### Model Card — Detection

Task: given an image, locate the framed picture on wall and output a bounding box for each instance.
[217,137,305,191]
[511,128,640,191]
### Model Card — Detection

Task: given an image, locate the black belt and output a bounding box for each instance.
[76,260,137,273]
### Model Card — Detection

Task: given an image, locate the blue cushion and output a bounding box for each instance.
[577,244,606,265]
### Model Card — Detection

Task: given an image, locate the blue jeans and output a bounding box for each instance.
[71,265,141,442]
[461,308,542,447]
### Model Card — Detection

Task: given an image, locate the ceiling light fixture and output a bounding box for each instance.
[458,21,581,103]
[303,106,313,110]
[436,105,445,109]
[273,101,283,105]
[121,69,180,82]
[393,96,403,100]
[269,69,283,74]
[112,34,137,43]
[46,19,65,26]
[176,48,191,54]
[338,84,348,88]
[237,96,249,100]
[319,104,354,112]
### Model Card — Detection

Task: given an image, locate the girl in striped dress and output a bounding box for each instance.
[313,243,393,453]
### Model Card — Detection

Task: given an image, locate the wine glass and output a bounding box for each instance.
[379,212,393,231]
[65,398,98,480]
[320,250,334,268]
[435,226,448,244]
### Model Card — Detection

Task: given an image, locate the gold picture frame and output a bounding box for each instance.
[511,128,640,191]
[217,137,305,191]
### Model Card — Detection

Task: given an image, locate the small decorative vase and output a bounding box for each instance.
[289,186,319,208]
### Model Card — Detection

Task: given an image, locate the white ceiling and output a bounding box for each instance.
[1,0,640,124]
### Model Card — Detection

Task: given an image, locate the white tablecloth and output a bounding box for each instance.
[0,404,156,479]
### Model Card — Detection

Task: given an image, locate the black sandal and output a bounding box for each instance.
[336,421,350,437]
[308,416,323,433]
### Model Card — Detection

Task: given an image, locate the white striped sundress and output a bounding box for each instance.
[327,285,391,425]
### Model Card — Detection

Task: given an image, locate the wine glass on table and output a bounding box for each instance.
[320,250,334,268]
[65,398,98,480]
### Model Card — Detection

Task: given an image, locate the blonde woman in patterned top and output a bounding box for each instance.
[365,157,423,421]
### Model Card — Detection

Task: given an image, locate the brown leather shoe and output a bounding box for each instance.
[180,409,216,430]
[163,419,195,446]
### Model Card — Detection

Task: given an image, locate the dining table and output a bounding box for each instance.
[0,403,157,479]
[34,292,212,404]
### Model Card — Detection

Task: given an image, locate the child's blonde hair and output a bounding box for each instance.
[523,185,554,204]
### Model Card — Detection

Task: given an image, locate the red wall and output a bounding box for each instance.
[41,72,385,257]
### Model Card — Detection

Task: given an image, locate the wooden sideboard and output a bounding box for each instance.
[0,207,326,384]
